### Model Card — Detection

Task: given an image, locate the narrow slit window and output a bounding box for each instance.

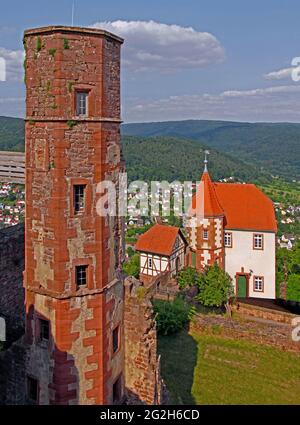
[203,229,208,240]
[76,265,88,287]
[76,91,88,116]
[74,184,86,214]
[39,319,49,341]
[27,376,39,404]
[113,326,120,354]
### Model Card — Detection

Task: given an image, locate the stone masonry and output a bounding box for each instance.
[23,26,125,405]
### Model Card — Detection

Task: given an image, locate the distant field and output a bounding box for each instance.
[158,330,300,405]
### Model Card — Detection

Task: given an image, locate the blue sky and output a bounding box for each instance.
[1,0,300,122]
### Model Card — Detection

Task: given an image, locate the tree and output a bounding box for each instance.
[195,264,233,308]
[176,266,198,290]
[122,253,140,278]
[286,274,300,302]
[153,297,195,335]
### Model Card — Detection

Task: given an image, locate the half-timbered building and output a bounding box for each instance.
[135,224,188,286]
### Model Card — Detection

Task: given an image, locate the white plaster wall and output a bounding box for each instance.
[225,230,276,299]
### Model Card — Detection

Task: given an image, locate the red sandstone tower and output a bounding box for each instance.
[23,26,124,405]
[187,160,225,270]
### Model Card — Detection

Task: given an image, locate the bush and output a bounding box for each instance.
[286,274,300,302]
[176,266,198,290]
[195,264,233,307]
[123,253,139,278]
[153,297,195,335]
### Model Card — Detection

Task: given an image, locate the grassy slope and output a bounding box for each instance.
[0,116,24,152]
[122,120,300,180]
[158,330,300,405]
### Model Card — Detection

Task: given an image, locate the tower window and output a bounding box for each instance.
[113,325,120,354]
[113,375,122,404]
[39,319,49,341]
[76,265,88,287]
[203,229,208,240]
[27,376,39,404]
[76,91,88,116]
[74,184,86,214]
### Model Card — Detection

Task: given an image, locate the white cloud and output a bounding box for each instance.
[124,85,300,123]
[264,67,294,81]
[0,47,24,81]
[91,20,225,73]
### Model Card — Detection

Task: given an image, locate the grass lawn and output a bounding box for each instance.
[158,329,300,405]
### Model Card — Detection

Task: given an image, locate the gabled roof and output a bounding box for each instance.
[214,183,277,232]
[191,177,277,232]
[135,224,186,256]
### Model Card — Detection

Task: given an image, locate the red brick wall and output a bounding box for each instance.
[24,26,124,405]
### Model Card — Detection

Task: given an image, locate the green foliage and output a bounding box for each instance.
[195,264,233,307]
[63,38,70,49]
[66,120,77,129]
[122,119,300,181]
[277,242,300,301]
[153,297,194,335]
[122,253,139,278]
[36,36,42,52]
[122,135,266,184]
[126,246,135,258]
[48,48,56,57]
[286,274,300,302]
[176,266,198,290]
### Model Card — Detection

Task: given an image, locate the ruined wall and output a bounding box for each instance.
[0,224,25,345]
[124,277,163,405]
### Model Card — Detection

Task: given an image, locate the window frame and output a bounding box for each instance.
[253,233,264,250]
[75,264,88,288]
[148,257,153,269]
[203,229,208,240]
[224,231,232,248]
[73,184,86,215]
[253,275,264,292]
[75,90,89,117]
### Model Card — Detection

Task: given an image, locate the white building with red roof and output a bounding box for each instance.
[188,161,277,299]
[135,224,188,285]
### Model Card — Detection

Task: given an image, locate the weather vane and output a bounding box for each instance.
[204,150,210,172]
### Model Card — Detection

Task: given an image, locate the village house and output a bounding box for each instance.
[135,224,188,285]
[187,160,277,299]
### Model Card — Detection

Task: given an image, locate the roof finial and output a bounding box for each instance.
[204,150,210,172]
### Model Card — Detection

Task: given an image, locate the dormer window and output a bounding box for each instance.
[76,91,88,116]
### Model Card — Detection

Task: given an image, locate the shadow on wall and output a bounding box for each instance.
[157,329,197,405]
[0,305,80,405]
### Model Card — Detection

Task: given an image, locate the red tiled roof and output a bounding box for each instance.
[192,177,277,232]
[201,172,224,216]
[214,183,277,232]
[135,224,185,256]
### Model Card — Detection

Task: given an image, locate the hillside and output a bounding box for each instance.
[122,135,268,183]
[0,116,24,152]
[122,120,300,181]
[0,117,267,183]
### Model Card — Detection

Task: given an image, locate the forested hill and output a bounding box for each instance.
[123,135,268,183]
[0,116,268,183]
[0,116,24,151]
[122,120,300,181]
